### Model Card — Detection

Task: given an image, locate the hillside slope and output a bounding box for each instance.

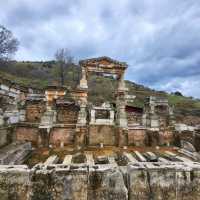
[0,61,200,125]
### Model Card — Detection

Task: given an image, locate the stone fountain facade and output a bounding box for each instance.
[0,57,200,199]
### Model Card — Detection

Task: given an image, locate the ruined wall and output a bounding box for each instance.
[177,131,194,144]
[26,102,45,123]
[0,164,200,200]
[127,129,146,146]
[127,164,200,200]
[15,126,40,146]
[159,130,174,146]
[0,127,11,147]
[49,127,76,146]
[146,130,174,147]
[126,111,143,125]
[0,166,31,200]
[57,105,79,124]
[15,126,77,147]
[173,130,200,151]
[89,125,116,146]
[127,129,174,147]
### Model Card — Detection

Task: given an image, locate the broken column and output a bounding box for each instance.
[75,90,88,151]
[79,67,88,89]
[116,90,128,147]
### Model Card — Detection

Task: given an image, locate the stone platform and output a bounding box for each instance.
[0,146,200,199]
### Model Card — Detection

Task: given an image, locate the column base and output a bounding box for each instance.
[117,127,128,147]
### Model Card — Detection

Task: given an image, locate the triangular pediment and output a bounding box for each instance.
[79,56,127,68]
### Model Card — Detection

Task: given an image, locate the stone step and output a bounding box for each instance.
[0,142,31,165]
[178,149,198,161]
[86,154,95,165]
[123,152,138,163]
[108,156,118,167]
[10,149,30,165]
[63,155,73,165]
[134,151,146,162]
[165,151,176,157]
[175,156,193,163]
[164,151,179,161]
[145,152,158,162]
[165,151,192,163]
[158,157,170,163]
[44,155,59,165]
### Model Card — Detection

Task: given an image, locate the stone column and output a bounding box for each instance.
[150,104,155,114]
[77,103,87,125]
[110,110,115,124]
[118,72,126,91]
[90,109,95,124]
[0,116,4,126]
[79,67,88,89]
[116,94,128,147]
[75,103,87,151]
[169,106,176,126]
[117,103,128,128]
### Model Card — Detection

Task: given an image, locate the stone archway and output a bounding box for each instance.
[77,57,129,147]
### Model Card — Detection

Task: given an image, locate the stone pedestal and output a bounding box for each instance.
[79,67,88,89]
[77,104,87,125]
[116,92,128,128]
[80,78,88,89]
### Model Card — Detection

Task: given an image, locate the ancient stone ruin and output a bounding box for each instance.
[0,56,200,199]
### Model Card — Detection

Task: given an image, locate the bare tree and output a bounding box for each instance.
[55,48,73,86]
[0,25,19,61]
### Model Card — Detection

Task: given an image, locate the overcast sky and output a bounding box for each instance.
[0,0,200,98]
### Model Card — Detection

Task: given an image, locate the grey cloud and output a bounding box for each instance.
[0,0,200,97]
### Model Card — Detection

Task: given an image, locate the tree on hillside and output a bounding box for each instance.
[0,25,19,61]
[174,91,183,96]
[55,48,73,86]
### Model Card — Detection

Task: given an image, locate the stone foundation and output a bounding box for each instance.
[0,161,200,200]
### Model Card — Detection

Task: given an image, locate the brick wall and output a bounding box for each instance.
[127,112,143,125]
[26,102,45,122]
[128,129,146,146]
[89,125,116,146]
[159,130,174,145]
[49,127,76,146]
[57,105,79,124]
[15,127,39,146]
